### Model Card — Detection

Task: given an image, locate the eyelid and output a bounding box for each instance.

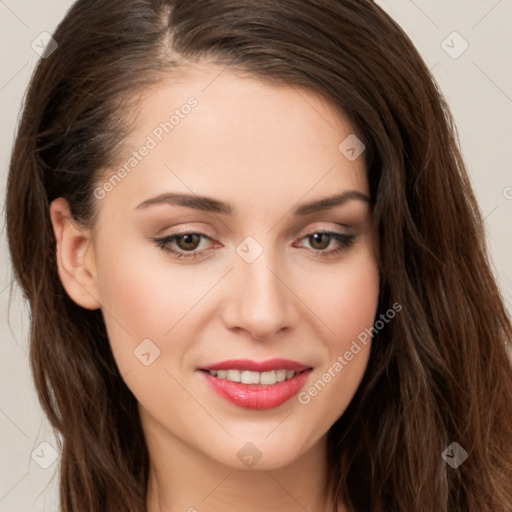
[153,228,217,260]
[153,222,351,246]
[153,225,356,261]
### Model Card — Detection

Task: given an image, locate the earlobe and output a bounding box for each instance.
[49,197,101,310]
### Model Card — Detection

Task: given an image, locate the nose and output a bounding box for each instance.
[221,246,298,341]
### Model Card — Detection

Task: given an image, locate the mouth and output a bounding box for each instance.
[198,359,313,410]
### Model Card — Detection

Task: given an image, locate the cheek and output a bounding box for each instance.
[307,248,380,346]
[332,262,379,341]
[94,226,217,326]
[93,235,183,372]
[297,251,380,424]
[93,233,228,381]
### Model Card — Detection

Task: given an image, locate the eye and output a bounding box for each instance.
[153,229,356,260]
[296,230,356,258]
[154,231,213,260]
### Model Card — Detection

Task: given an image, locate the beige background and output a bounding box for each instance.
[1,1,511,510]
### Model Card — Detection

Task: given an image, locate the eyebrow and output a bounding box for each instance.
[135,190,370,216]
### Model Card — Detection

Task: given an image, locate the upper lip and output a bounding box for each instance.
[199,358,312,373]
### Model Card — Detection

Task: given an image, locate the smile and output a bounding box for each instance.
[198,359,313,410]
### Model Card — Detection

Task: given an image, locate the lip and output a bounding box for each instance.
[199,358,311,373]
[198,359,313,410]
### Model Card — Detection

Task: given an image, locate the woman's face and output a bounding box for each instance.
[59,65,380,470]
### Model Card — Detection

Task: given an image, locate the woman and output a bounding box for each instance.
[6,0,512,511]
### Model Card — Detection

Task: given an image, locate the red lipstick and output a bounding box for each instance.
[198,358,312,410]
[200,358,310,373]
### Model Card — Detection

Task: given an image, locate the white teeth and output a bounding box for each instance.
[207,369,298,384]
[241,370,260,384]
[226,369,241,382]
[260,370,277,385]
[276,369,287,382]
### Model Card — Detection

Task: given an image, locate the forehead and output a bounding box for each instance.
[96,64,369,220]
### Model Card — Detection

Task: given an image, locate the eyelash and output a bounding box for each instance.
[153,229,356,261]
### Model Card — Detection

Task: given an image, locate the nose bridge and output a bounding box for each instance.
[225,234,295,339]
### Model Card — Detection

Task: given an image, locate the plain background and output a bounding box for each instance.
[1,1,511,510]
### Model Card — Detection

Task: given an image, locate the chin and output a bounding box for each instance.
[205,434,314,472]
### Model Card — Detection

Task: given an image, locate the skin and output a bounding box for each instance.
[50,64,380,512]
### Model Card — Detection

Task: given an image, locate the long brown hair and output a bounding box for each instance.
[6,0,512,510]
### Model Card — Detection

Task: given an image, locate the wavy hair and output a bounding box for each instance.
[5,0,512,510]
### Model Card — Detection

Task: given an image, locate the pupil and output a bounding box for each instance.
[312,233,329,249]
[180,234,198,250]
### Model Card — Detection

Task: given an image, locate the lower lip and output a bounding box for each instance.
[199,369,312,410]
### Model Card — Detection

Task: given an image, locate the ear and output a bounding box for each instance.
[49,197,101,310]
